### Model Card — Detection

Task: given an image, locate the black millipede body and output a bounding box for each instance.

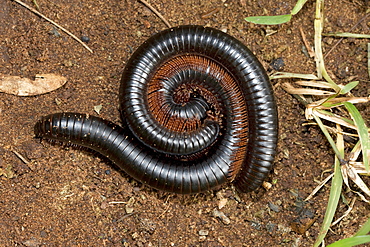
[35,25,278,194]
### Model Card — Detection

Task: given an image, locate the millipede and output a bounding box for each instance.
[35,25,278,194]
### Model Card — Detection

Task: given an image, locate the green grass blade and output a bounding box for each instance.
[340,81,359,94]
[313,156,343,247]
[326,235,370,247]
[313,114,344,160]
[354,217,370,236]
[245,14,292,25]
[313,126,344,247]
[32,0,40,10]
[313,0,341,92]
[291,0,309,15]
[344,102,370,172]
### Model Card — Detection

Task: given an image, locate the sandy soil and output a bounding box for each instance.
[0,0,369,246]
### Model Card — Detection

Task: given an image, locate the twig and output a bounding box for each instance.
[299,26,315,58]
[159,202,172,218]
[116,213,135,222]
[12,150,30,164]
[108,201,127,204]
[324,12,370,59]
[12,0,93,53]
[138,0,171,28]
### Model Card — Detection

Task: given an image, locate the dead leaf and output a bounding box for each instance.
[0,73,67,96]
[0,164,15,178]
[94,104,103,114]
[125,197,135,214]
[218,198,228,209]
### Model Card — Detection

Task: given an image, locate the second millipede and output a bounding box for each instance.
[35,25,278,194]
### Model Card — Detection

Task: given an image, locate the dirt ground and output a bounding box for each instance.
[0,0,369,246]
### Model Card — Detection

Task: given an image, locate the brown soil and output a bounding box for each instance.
[1,0,369,246]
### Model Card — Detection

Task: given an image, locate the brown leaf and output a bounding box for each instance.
[0,73,67,96]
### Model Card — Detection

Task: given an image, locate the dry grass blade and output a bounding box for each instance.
[306,97,333,108]
[324,32,370,39]
[282,82,335,95]
[138,0,171,28]
[12,150,30,164]
[342,162,349,189]
[322,125,359,138]
[343,163,370,198]
[311,109,358,130]
[314,0,324,79]
[299,26,315,57]
[306,97,369,111]
[353,191,370,203]
[368,43,370,79]
[349,142,362,162]
[270,72,319,80]
[350,162,370,174]
[331,198,356,226]
[324,12,370,58]
[294,80,334,88]
[322,97,370,106]
[12,0,93,53]
[305,173,334,201]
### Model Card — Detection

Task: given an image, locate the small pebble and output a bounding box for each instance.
[270,57,285,71]
[63,60,73,67]
[55,98,62,106]
[49,27,61,37]
[268,202,281,212]
[140,218,156,234]
[81,35,90,43]
[212,209,231,225]
[105,169,111,175]
[198,229,209,236]
[131,232,139,239]
[266,222,277,233]
[199,236,206,242]
[336,66,350,79]
[218,198,228,209]
[133,187,141,192]
[40,230,47,238]
[22,238,41,247]
[250,221,262,230]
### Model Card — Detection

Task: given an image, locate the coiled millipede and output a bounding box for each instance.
[35,25,278,194]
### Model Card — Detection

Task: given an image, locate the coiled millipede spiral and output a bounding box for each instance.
[35,25,278,194]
